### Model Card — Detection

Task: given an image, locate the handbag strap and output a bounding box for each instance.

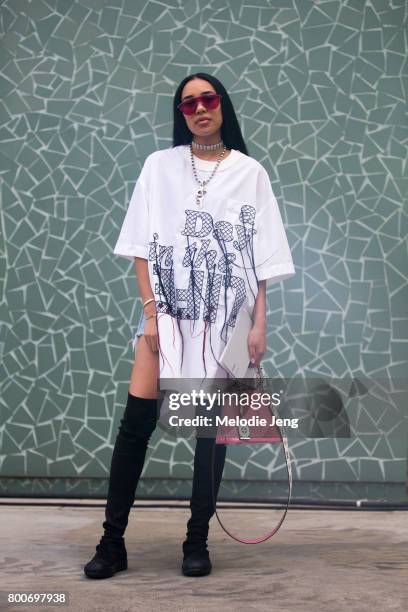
[211,425,292,544]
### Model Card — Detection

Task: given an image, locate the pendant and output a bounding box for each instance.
[196,187,206,207]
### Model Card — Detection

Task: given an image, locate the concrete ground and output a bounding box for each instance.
[0,500,407,612]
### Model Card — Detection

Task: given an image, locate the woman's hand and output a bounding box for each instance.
[144,316,159,353]
[247,324,266,367]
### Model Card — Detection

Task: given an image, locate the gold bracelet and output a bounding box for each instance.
[143,297,155,309]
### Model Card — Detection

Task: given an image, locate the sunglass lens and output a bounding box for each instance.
[179,100,195,115]
[205,94,219,109]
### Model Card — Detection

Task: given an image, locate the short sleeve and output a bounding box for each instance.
[254,167,295,288]
[113,158,151,261]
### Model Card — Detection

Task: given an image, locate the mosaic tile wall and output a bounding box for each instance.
[1,0,407,502]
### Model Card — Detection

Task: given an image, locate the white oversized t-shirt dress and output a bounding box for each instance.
[113,144,295,389]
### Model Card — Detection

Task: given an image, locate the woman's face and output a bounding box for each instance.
[179,78,223,140]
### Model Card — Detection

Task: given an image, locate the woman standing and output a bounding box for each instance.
[84,73,295,579]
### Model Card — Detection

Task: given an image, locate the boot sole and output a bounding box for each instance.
[182,565,212,577]
[84,560,128,579]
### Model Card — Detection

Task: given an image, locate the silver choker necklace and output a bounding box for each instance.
[191,139,224,150]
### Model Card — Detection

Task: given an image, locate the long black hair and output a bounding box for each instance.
[172,73,249,156]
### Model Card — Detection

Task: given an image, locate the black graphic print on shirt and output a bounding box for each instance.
[148,203,260,378]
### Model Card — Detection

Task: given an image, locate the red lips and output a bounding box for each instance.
[196,117,211,124]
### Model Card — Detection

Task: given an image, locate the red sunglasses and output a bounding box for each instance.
[177,93,222,116]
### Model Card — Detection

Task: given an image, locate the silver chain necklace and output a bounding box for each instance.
[189,142,226,208]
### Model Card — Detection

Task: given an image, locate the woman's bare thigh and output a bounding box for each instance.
[129,335,160,399]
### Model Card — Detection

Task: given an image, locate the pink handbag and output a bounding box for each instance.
[211,365,292,544]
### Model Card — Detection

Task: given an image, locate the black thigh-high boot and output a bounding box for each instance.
[182,435,227,576]
[84,392,159,579]
[102,392,159,540]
